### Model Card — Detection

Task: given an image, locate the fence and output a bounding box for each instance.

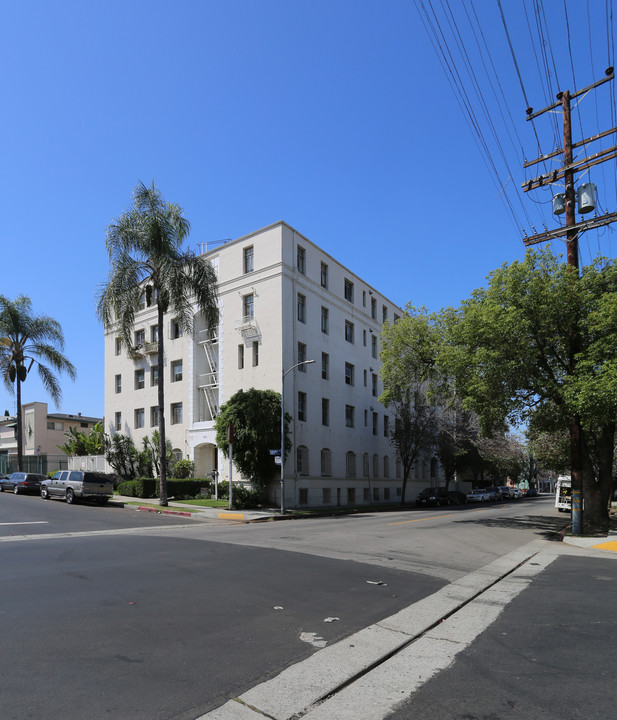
[0,454,70,476]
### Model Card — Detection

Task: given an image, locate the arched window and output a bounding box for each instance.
[297,445,309,476]
[372,453,379,479]
[320,448,332,477]
[346,451,356,478]
[363,453,370,477]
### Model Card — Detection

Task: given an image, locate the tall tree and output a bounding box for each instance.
[380,307,441,504]
[439,249,617,534]
[0,295,76,470]
[97,182,219,506]
[215,388,291,492]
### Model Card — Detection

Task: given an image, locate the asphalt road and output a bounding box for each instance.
[385,554,617,720]
[0,494,573,719]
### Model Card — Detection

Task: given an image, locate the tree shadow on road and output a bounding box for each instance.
[454,513,570,541]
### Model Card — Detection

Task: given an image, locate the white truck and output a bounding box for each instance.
[555,475,571,512]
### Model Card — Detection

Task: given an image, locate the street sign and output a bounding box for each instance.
[274,456,281,465]
[269,449,281,456]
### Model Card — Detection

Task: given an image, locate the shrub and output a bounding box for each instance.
[172,459,195,479]
[117,480,137,497]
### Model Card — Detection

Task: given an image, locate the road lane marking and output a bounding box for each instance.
[387,514,453,526]
[0,521,48,526]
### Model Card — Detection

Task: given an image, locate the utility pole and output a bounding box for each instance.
[521,68,614,535]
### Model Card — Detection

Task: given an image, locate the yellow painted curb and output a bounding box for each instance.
[218,512,245,521]
[591,540,617,552]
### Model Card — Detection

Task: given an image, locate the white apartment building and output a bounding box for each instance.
[103,221,442,507]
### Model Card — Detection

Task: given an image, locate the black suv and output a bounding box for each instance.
[416,487,450,507]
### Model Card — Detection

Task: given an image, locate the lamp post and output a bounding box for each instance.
[281,359,315,514]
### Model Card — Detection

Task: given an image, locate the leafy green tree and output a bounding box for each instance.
[97,182,219,506]
[380,308,441,504]
[58,421,105,456]
[104,433,139,479]
[439,249,617,534]
[215,388,291,492]
[0,295,76,471]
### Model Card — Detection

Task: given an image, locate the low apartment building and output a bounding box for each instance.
[0,402,102,475]
[103,221,443,507]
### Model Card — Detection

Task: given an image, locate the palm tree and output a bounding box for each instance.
[0,295,76,471]
[97,181,219,506]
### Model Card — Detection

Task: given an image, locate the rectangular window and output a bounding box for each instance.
[320,306,329,334]
[344,278,354,302]
[373,487,379,501]
[298,392,307,422]
[364,369,367,387]
[298,487,308,504]
[384,415,390,437]
[170,319,183,339]
[115,412,122,431]
[347,488,355,505]
[243,293,254,321]
[298,342,307,370]
[151,366,159,386]
[321,352,329,380]
[252,341,259,367]
[372,335,378,359]
[138,292,146,310]
[320,262,328,288]
[383,305,388,323]
[363,329,367,346]
[372,412,378,436]
[345,405,355,428]
[322,488,331,504]
[243,245,254,274]
[134,408,145,428]
[384,487,390,499]
[344,362,354,386]
[151,325,159,342]
[238,344,244,369]
[372,373,378,397]
[134,329,145,346]
[47,421,64,431]
[344,320,354,343]
[171,360,183,382]
[371,297,377,320]
[363,487,370,502]
[362,290,367,307]
[115,338,122,356]
[135,369,145,390]
[115,374,122,394]
[364,409,368,426]
[297,293,306,323]
[297,245,306,274]
[322,398,329,426]
[150,406,159,427]
[171,402,183,425]
[394,313,400,323]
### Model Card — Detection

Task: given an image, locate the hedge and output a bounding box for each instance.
[116,478,213,499]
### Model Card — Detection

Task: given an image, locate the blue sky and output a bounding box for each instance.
[1,0,615,418]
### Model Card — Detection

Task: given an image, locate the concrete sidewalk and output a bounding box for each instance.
[112,494,281,523]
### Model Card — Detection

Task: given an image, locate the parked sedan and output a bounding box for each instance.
[467,488,490,502]
[448,490,468,505]
[1,472,47,495]
[416,487,450,507]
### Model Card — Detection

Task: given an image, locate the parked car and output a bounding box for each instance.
[484,487,501,501]
[448,490,468,505]
[40,471,114,504]
[526,488,539,497]
[467,488,490,502]
[1,472,46,495]
[416,487,450,507]
[498,486,514,500]
[511,487,523,499]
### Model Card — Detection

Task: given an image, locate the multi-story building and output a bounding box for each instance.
[0,402,102,475]
[103,221,442,507]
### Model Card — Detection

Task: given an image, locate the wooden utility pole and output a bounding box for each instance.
[522,69,614,535]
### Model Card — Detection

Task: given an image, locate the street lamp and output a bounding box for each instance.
[281,359,315,514]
